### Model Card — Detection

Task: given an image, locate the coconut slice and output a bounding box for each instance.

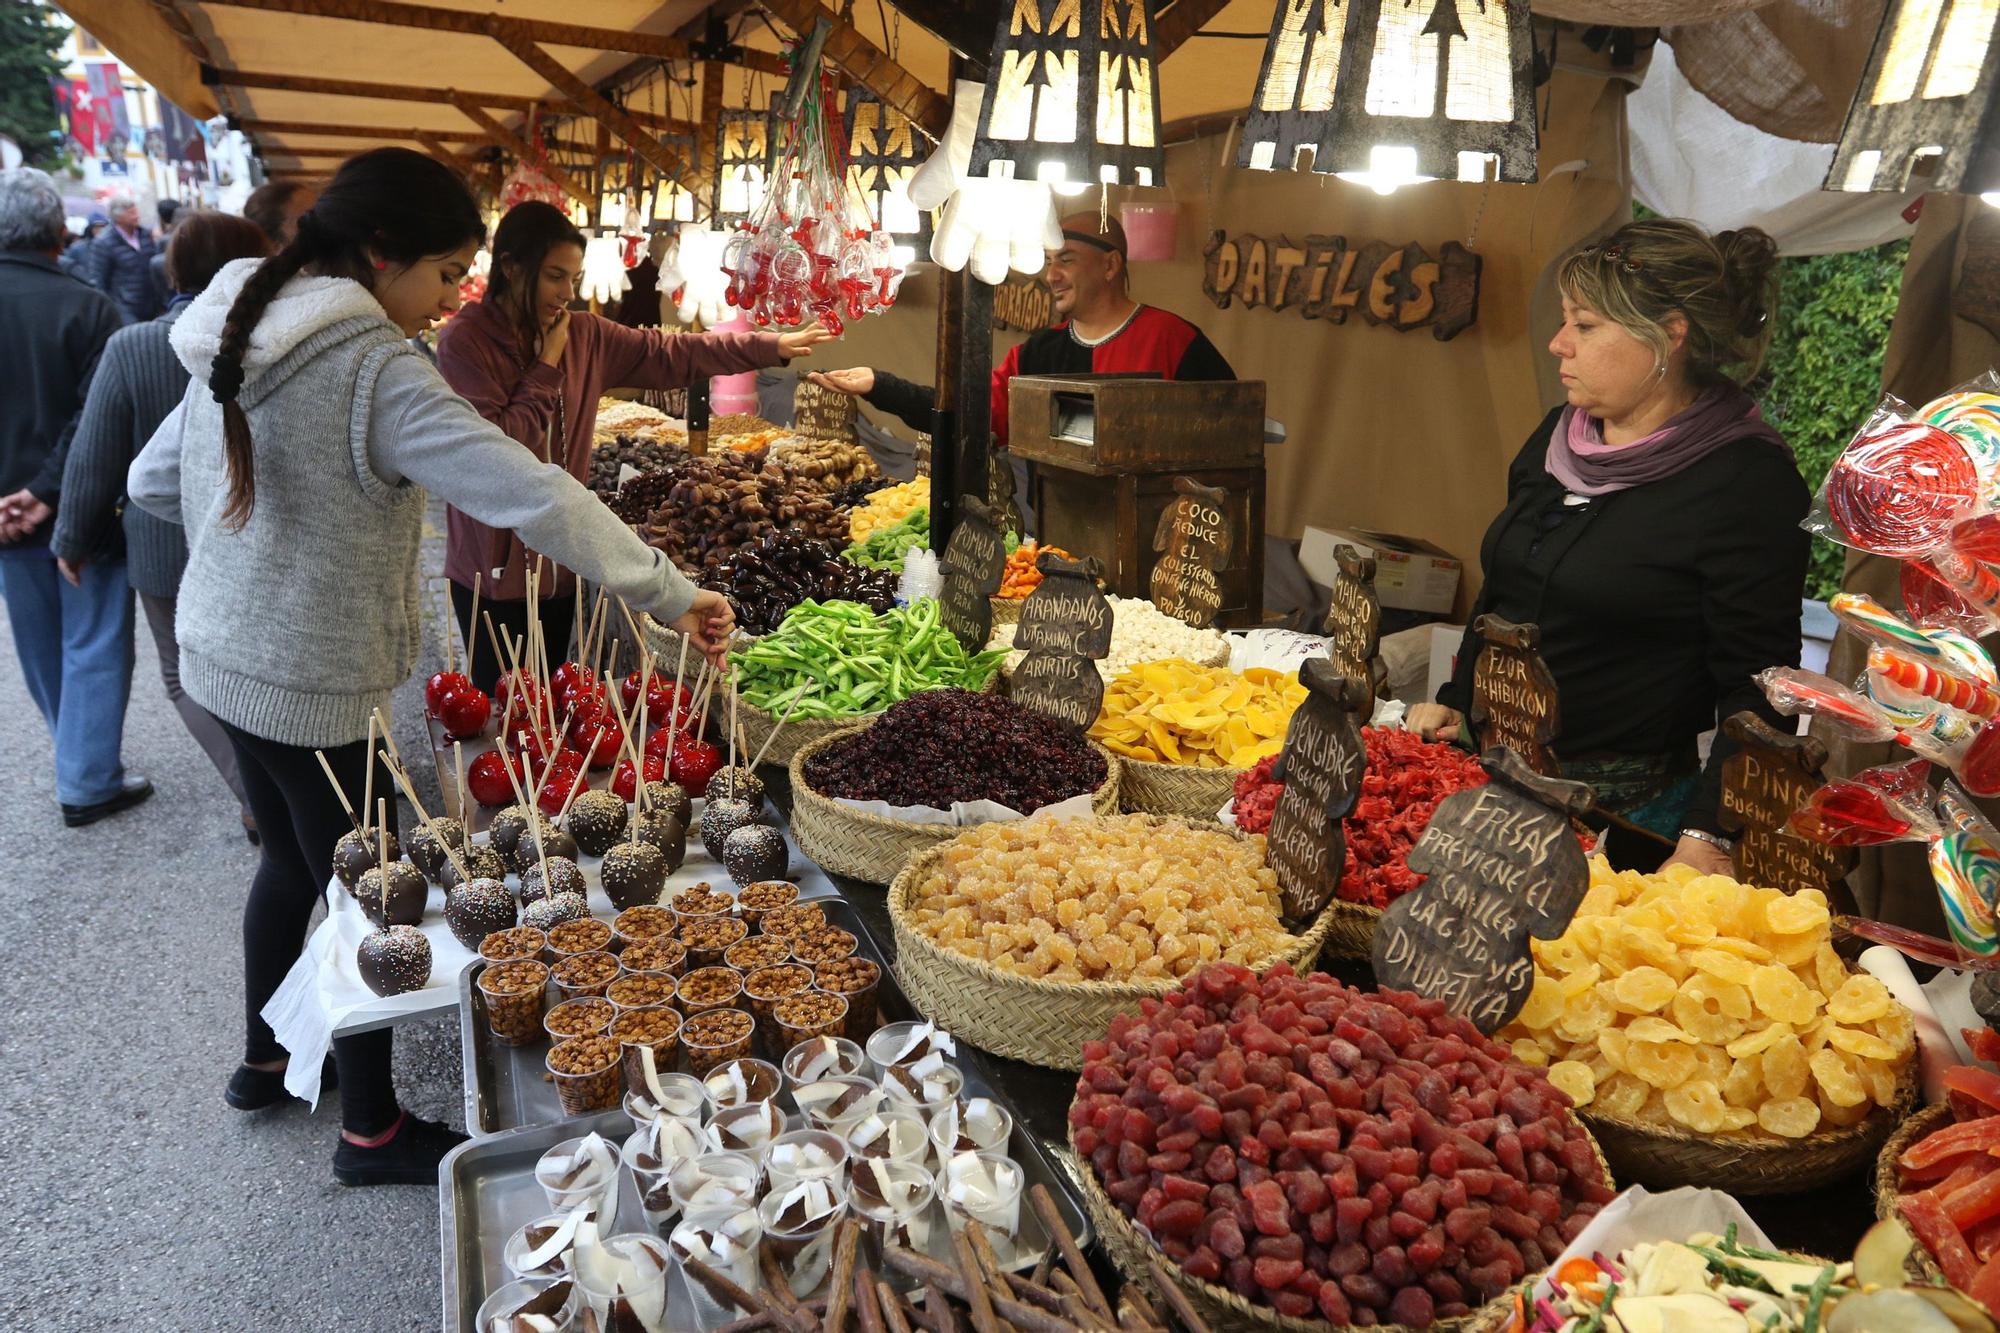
[518,1206,589,1273]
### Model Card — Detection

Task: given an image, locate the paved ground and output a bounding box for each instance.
[0,508,462,1332]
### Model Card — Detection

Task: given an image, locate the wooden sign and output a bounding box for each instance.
[937,495,1007,655]
[993,274,1057,332]
[1323,544,1381,690]
[1469,615,1561,778]
[1202,230,1481,341]
[1148,477,1232,629]
[1718,713,1856,898]
[1013,554,1113,730]
[1373,750,1597,1033]
[1267,659,1370,921]
[793,378,858,443]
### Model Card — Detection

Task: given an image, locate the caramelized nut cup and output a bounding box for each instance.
[479,960,551,1048]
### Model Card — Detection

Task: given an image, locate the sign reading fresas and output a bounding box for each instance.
[1202,231,1481,340]
[1148,477,1232,629]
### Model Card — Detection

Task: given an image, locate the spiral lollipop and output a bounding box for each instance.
[1868,644,2000,720]
[1932,829,2000,957]
[1922,390,2000,475]
[1824,420,1979,557]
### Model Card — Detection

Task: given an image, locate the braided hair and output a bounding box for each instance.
[210,148,485,529]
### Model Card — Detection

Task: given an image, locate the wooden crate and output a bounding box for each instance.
[1007,375,1266,473]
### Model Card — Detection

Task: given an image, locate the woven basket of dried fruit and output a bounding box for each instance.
[887,816,1337,1070]
[1119,759,1246,821]
[1872,1100,1954,1284]
[1581,1058,1917,1196]
[789,727,1122,886]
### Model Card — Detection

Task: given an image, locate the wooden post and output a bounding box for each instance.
[956,272,995,539]
[932,261,963,554]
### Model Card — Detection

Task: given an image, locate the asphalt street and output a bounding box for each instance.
[0,510,463,1332]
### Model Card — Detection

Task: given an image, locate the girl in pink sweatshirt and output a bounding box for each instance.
[436,202,828,685]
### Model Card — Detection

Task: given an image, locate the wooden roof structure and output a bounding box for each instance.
[59,0,1261,213]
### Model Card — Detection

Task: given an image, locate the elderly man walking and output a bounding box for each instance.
[78,191,162,324]
[0,168,150,825]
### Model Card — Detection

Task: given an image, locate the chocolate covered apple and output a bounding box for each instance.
[565,790,629,856]
[357,924,431,996]
[444,877,517,949]
[599,842,669,911]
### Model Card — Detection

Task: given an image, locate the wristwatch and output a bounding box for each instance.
[1678,828,1736,854]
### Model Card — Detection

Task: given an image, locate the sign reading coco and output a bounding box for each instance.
[1201,230,1481,340]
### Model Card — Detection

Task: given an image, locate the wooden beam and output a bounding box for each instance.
[197,0,790,75]
[450,95,594,208]
[1153,0,1233,58]
[415,131,477,177]
[238,117,485,142]
[491,24,704,210]
[210,68,695,132]
[758,0,950,137]
[256,147,358,158]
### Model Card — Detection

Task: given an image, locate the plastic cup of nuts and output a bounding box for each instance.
[536,1132,621,1219]
[610,1006,683,1096]
[545,917,614,963]
[682,1007,755,1077]
[544,996,615,1045]
[723,935,794,975]
[700,1056,782,1110]
[773,991,850,1053]
[624,1070,706,1127]
[791,1073,885,1135]
[850,1157,938,1254]
[605,972,678,1014]
[547,1034,625,1117]
[671,886,735,920]
[788,927,858,968]
[937,1150,1025,1240]
[475,1276,579,1333]
[618,937,686,980]
[735,880,798,930]
[676,966,743,1016]
[478,959,551,1048]
[707,1100,787,1158]
[611,905,677,952]
[811,959,881,1043]
[928,1096,1013,1157]
[550,950,620,1002]
[782,1035,867,1087]
[742,964,813,1050]
[680,914,749,967]
[845,1108,933,1168]
[480,926,547,964]
[758,902,827,941]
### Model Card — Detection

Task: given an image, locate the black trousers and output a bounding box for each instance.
[450,580,576,698]
[222,719,400,1136]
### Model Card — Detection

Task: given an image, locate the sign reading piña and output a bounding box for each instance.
[1148,477,1232,629]
[1202,230,1481,340]
[1718,713,1856,898]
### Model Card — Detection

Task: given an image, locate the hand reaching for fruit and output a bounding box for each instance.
[673,589,736,668]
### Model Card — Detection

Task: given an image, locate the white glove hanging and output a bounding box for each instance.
[909,80,1060,285]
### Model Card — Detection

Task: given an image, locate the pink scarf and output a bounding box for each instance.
[1545,386,1789,497]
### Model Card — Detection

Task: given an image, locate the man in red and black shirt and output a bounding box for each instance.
[806,213,1234,443]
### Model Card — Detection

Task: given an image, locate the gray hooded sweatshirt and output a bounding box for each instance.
[128,258,697,749]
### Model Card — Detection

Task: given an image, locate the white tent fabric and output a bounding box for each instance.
[1631,42,1919,255]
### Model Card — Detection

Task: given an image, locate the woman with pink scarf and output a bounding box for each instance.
[1408,219,1808,875]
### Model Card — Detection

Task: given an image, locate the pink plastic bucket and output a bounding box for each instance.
[1119,203,1179,261]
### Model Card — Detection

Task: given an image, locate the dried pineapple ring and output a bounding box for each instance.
[1722,1057,1764,1108]
[1510,1038,1549,1068]
[1819,1090,1873,1127]
[1548,1060,1597,1106]
[1762,1034,1810,1101]
[1597,1028,1631,1072]
[1554,988,1616,1043]
[1535,936,1591,975]
[1826,975,1893,1025]
[1764,892,1832,935]
[1556,964,1603,1000]
[1720,1106,1759,1131]
[1516,975,1563,1030]
[1874,1009,1917,1058]
[1757,1096,1822,1139]
[1611,966,1678,1013]
[1828,1025,1899,1062]
[1813,944,1850,1000]
[1748,965,1819,1026]
[1764,929,1822,968]
[1623,925,1681,971]
[1858,1057,1902,1107]
[1672,974,1753,1044]
[1688,948,1757,987]
[1726,1023,1791,1058]
[1688,1042,1731,1086]
[1627,1040,1699,1090]
[1664,1079,1728,1133]
[1626,1017,1698,1044]
[1704,936,1775,963]
[1811,1048,1868,1107]
[1595,1072,1651,1117]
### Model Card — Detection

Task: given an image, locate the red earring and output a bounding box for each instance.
[371,258,387,270]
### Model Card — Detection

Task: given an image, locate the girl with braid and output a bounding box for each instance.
[127,149,735,1186]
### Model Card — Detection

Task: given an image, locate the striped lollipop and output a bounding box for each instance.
[1932,828,2000,957]
[1922,391,2000,474]
[1825,421,1979,557]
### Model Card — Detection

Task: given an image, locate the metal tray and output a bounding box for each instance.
[464,896,898,1137]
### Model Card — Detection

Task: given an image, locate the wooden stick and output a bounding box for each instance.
[452,740,469,825]
[670,630,691,748]
[950,1232,1001,1333]
[964,1223,1014,1309]
[464,572,482,688]
[746,689,804,771]
[315,750,363,833]
[1118,1287,1164,1333]
[881,1251,1088,1333]
[1029,1186,1111,1321]
[854,1265,887,1333]
[876,1283,917,1333]
[824,1218,863,1333]
[361,714,378,832]
[920,1287,958,1333]
[442,579,457,676]
[375,817,390,922]
[1028,1244,1057,1292]
[727,645,741,790]
[1143,1261,1214,1333]
[1000,1276,1065,1316]
[379,748,470,885]
[482,609,509,695]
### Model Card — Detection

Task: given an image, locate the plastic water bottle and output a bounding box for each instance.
[899,548,941,605]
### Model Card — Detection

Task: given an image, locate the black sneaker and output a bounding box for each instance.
[332,1114,468,1187]
[224,1055,338,1111]
[62,774,154,827]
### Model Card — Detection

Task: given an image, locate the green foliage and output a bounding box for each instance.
[1757,239,1909,602]
[0,1,68,167]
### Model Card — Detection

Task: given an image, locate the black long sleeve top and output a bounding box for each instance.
[1437,406,1811,836]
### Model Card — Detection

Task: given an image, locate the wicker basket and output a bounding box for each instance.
[732,672,1003,773]
[990,596,1025,628]
[1320,900,1382,962]
[788,728,1123,885]
[1064,1122,1607,1333]
[1874,1100,1951,1284]
[1118,758,1245,820]
[1580,1060,1919,1196]
[887,816,1340,1069]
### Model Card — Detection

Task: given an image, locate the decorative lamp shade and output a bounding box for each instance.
[713,104,773,226]
[1237,0,1539,187]
[656,135,699,225]
[968,0,1165,189]
[845,87,926,234]
[579,234,631,305]
[1825,0,1999,195]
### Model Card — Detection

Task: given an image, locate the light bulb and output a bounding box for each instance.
[1335,146,1435,196]
[1985,191,2000,210]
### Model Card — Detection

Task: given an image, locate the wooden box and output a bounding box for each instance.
[1007,375,1267,474]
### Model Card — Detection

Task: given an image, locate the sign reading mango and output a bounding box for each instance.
[1201,230,1481,341]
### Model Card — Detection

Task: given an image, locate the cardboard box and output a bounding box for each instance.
[1298,525,1463,615]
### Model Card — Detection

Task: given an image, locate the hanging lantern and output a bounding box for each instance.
[844,87,925,234]
[597,159,630,231]
[1825,0,1999,195]
[713,101,774,226]
[967,0,1164,191]
[1237,0,1539,189]
[579,233,631,304]
[655,134,699,225]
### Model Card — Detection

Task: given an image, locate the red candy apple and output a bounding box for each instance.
[612,753,667,802]
[669,735,722,793]
[465,749,521,807]
[438,685,492,740]
[568,714,624,769]
[426,670,471,717]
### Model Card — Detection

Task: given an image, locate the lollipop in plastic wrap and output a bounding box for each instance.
[1824,420,1979,557]
[1922,390,2000,474]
